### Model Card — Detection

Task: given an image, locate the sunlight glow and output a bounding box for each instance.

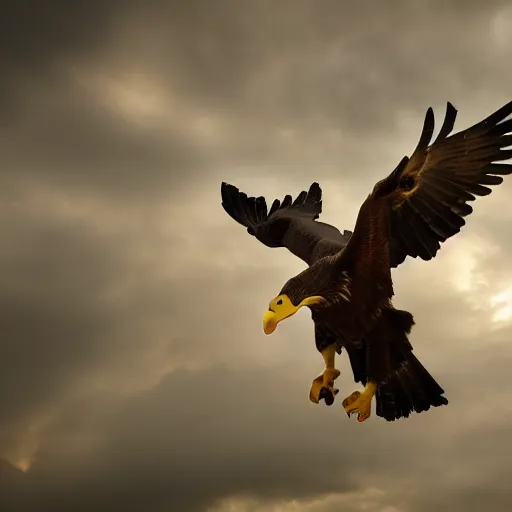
[210,488,397,512]
[14,458,32,473]
[70,67,170,125]
[492,5,512,51]
[490,286,512,325]
[69,65,229,147]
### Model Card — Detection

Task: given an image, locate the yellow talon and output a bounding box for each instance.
[342,382,377,422]
[309,367,341,405]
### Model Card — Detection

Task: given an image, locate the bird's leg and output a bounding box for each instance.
[342,381,377,423]
[309,344,340,406]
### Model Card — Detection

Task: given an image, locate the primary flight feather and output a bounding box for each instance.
[221,100,512,422]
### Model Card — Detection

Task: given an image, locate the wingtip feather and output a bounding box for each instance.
[433,102,458,143]
[409,106,435,159]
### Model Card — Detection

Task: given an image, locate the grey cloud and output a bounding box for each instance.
[2,0,512,511]
[0,199,130,458]
[1,72,210,201]
[23,366,358,511]
[15,323,512,512]
[0,1,137,126]
[4,0,512,201]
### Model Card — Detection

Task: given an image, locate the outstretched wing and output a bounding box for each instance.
[373,100,512,267]
[221,182,351,265]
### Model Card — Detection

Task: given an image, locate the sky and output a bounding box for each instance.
[1,0,512,511]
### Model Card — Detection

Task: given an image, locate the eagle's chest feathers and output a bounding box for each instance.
[315,271,389,341]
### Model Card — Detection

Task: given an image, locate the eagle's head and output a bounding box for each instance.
[263,261,350,334]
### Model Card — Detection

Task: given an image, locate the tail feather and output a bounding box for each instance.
[376,352,448,422]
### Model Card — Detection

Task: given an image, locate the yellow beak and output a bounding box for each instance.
[263,310,279,335]
[262,294,325,335]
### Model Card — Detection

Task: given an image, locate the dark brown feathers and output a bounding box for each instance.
[221,181,322,231]
[221,182,352,265]
[376,352,448,421]
[374,101,512,267]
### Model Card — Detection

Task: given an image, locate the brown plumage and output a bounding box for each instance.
[221,100,512,422]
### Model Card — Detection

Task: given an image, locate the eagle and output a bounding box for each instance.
[220,100,512,422]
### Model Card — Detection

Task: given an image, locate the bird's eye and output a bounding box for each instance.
[276,299,283,305]
[400,175,415,191]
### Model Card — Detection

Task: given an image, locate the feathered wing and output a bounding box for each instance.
[372,100,512,267]
[221,182,351,265]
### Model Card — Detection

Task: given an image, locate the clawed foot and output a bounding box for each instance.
[309,368,340,406]
[342,389,373,423]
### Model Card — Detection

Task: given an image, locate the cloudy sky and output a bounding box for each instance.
[2,0,512,510]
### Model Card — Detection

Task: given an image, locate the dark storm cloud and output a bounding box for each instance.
[2,0,512,511]
[0,1,135,69]
[141,0,508,123]
[24,366,358,511]
[0,0,134,125]
[0,0,210,199]
[1,76,207,198]
[0,197,131,457]
[4,0,511,199]
[14,324,512,512]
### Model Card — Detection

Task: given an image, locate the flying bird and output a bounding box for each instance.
[220,100,512,422]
